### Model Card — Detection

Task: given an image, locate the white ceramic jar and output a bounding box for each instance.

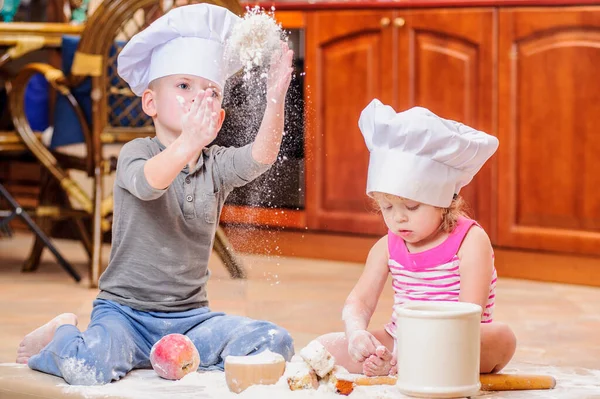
[395,301,482,398]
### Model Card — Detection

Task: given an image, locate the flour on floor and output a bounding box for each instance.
[53,363,600,399]
[2,362,599,399]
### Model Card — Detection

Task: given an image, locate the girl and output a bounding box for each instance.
[317,100,516,377]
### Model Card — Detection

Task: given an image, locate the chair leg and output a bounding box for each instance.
[22,170,55,272]
[89,167,104,288]
[213,225,246,279]
[72,217,93,258]
[16,201,81,282]
[59,178,93,259]
[22,233,46,272]
[0,218,13,237]
[0,183,80,282]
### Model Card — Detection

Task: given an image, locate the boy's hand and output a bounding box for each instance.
[347,330,382,363]
[178,89,220,168]
[266,41,294,105]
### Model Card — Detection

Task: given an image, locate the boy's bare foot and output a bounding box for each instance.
[362,346,395,376]
[16,313,78,364]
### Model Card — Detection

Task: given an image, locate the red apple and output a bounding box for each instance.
[150,333,200,380]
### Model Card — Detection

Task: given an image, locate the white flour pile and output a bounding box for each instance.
[224,6,286,80]
[226,349,284,365]
[56,368,398,399]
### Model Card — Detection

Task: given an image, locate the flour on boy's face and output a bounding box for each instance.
[149,74,224,137]
[154,74,222,105]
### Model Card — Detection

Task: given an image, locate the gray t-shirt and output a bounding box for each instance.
[97,137,271,312]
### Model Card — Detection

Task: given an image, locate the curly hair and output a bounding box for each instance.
[439,195,470,233]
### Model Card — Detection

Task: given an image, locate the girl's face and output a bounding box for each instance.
[374,192,444,245]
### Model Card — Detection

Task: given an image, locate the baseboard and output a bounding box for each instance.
[224,226,600,287]
[222,225,376,264]
[493,247,600,287]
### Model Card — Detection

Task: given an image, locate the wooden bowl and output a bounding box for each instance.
[224,350,286,393]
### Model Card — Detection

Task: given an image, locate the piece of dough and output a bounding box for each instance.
[284,361,319,390]
[299,340,335,378]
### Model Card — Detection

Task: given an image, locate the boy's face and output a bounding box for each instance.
[142,74,225,141]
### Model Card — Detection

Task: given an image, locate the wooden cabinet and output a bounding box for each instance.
[396,9,496,236]
[305,11,393,235]
[305,9,495,235]
[6,3,600,262]
[497,7,600,256]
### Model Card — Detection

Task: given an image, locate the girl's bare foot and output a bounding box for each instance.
[16,313,78,364]
[363,346,395,376]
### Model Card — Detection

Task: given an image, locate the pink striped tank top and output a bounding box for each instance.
[385,217,497,338]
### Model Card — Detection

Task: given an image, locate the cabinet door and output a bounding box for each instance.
[305,11,394,235]
[497,8,600,255]
[395,9,495,235]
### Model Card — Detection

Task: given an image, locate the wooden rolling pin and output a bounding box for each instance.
[479,373,556,391]
[335,374,556,395]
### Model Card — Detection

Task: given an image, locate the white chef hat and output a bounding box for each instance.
[117,3,242,96]
[358,99,499,208]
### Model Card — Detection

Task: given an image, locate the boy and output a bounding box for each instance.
[16,4,295,385]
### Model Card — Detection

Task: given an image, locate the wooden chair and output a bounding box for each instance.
[9,0,247,287]
[0,124,81,283]
[0,38,87,281]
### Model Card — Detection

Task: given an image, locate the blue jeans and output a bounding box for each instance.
[28,299,294,385]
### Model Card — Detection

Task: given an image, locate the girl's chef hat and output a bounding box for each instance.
[359,99,499,207]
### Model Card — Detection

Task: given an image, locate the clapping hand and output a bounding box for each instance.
[178,89,220,169]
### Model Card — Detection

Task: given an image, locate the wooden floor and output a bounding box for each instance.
[0,230,600,399]
[1,230,600,373]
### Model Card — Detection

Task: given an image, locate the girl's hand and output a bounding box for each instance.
[266,41,294,105]
[347,330,382,363]
[389,351,398,375]
[178,89,220,166]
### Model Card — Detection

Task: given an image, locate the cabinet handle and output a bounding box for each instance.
[381,17,391,27]
[394,17,406,27]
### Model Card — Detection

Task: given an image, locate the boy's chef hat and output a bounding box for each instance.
[358,99,499,208]
[117,4,242,96]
